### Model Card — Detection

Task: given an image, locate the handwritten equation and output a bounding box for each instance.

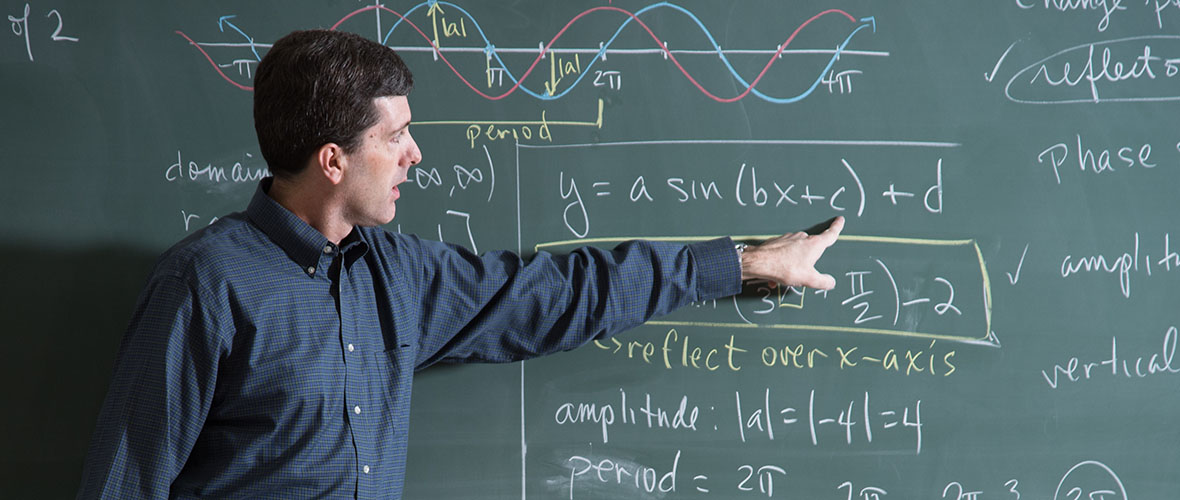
[551,388,922,453]
[541,235,994,346]
[516,140,957,244]
[549,387,921,499]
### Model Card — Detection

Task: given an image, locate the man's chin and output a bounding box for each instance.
[356,209,396,228]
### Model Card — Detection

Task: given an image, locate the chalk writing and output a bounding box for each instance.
[545,53,581,96]
[8,3,78,61]
[734,389,922,454]
[164,150,270,184]
[1057,232,1180,298]
[426,1,468,51]
[553,158,943,235]
[564,449,680,499]
[404,144,497,201]
[1014,0,1180,32]
[554,451,1134,499]
[822,69,862,93]
[1041,325,1179,388]
[413,98,603,148]
[560,235,993,346]
[547,386,922,455]
[1014,0,1128,32]
[592,69,622,90]
[840,481,888,500]
[595,331,961,377]
[943,481,984,500]
[180,210,218,232]
[553,389,701,444]
[1054,460,1127,500]
[1036,134,1161,184]
[1149,0,1180,28]
[1006,36,1180,104]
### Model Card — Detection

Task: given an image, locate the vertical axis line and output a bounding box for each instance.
[374,1,382,44]
[516,140,526,500]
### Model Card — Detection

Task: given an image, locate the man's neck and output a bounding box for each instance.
[268,176,353,244]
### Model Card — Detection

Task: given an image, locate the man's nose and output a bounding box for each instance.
[407,135,422,166]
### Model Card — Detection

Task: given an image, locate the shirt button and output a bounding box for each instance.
[307,266,316,275]
[323,244,333,254]
[354,405,362,415]
[348,343,355,353]
[363,465,371,474]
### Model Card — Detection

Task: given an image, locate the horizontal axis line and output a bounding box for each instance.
[191,41,888,57]
[517,139,961,149]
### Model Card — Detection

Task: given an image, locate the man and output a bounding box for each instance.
[77,30,843,499]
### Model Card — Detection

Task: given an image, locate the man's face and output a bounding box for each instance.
[339,95,421,226]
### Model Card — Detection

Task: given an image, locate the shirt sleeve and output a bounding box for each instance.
[76,273,224,500]
[409,237,741,369]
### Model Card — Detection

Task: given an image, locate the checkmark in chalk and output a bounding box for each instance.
[1007,244,1030,285]
[985,41,1017,82]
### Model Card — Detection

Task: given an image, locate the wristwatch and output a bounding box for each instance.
[734,242,749,280]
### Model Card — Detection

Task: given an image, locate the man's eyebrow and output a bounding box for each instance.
[389,119,411,136]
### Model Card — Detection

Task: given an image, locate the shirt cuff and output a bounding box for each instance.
[687,237,742,300]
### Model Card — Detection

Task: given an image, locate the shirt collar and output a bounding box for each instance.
[246,178,369,275]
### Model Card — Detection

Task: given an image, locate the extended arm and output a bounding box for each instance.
[410,237,740,369]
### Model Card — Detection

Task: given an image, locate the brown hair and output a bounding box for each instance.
[253,30,414,177]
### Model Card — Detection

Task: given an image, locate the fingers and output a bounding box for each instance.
[812,272,836,291]
[770,272,835,291]
[819,216,845,245]
[805,218,842,289]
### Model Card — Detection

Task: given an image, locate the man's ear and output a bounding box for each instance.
[314,143,347,185]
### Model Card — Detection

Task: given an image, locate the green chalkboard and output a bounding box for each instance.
[4,1,1180,498]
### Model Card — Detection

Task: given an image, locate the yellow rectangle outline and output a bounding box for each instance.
[535,235,994,344]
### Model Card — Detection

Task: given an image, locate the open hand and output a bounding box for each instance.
[739,216,844,290]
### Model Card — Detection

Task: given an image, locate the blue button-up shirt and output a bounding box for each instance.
[77,179,740,499]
